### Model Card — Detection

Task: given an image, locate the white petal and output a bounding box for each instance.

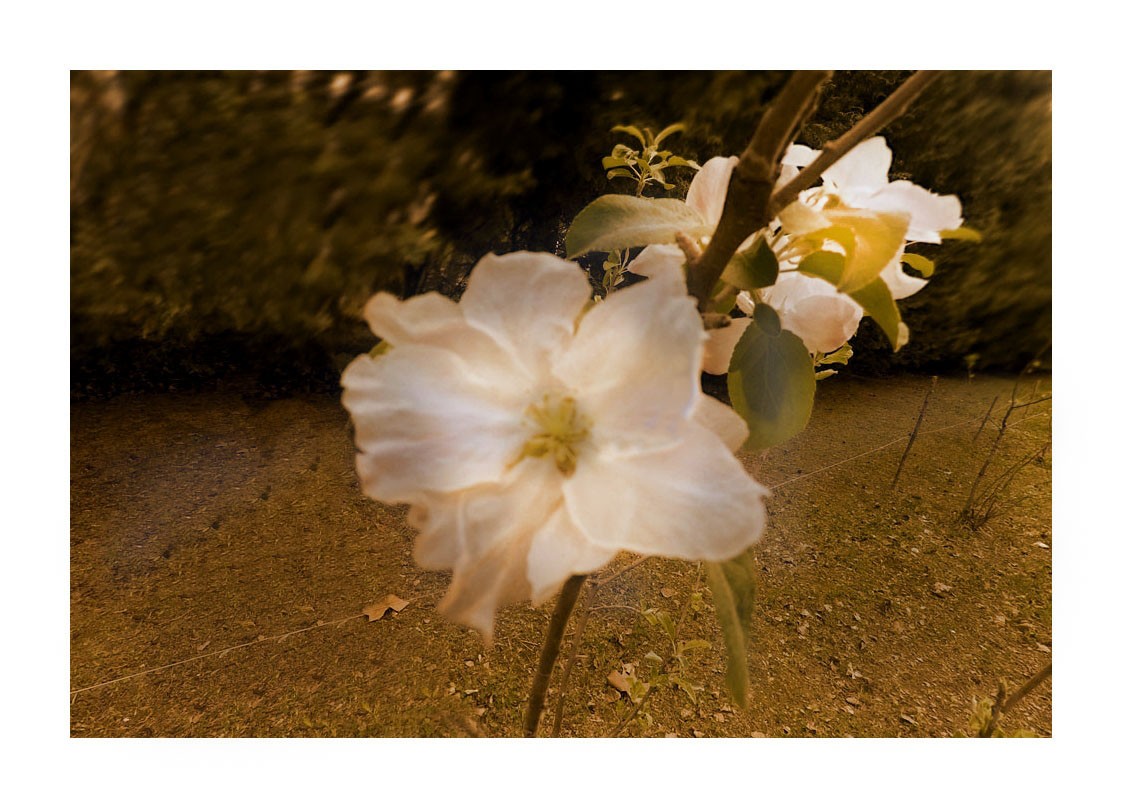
[527,505,616,604]
[566,422,768,561]
[777,198,833,236]
[702,317,750,375]
[782,143,820,167]
[778,143,821,185]
[869,181,963,243]
[764,273,863,354]
[686,156,738,226]
[556,275,703,453]
[363,292,524,388]
[880,260,929,299]
[429,461,564,642]
[779,292,863,354]
[461,251,591,380]
[628,244,687,289]
[823,136,892,196]
[342,348,526,501]
[692,394,748,451]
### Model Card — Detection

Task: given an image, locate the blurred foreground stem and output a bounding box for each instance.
[523,574,586,737]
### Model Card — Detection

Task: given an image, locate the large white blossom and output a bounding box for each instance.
[342,251,768,641]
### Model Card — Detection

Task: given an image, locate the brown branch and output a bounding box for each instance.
[523,575,586,737]
[550,579,601,737]
[769,71,943,215]
[686,71,831,305]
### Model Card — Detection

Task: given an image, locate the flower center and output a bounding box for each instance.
[517,393,591,476]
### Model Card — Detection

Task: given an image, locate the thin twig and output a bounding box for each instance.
[550,580,601,737]
[974,395,999,443]
[891,376,936,489]
[687,71,831,305]
[523,575,586,737]
[769,71,943,214]
[70,612,366,695]
[593,556,649,586]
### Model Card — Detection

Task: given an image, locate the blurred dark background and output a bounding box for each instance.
[70,70,1051,398]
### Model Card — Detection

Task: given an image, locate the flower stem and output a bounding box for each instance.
[523,574,587,737]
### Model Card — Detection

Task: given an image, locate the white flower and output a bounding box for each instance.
[630,156,864,373]
[779,137,963,298]
[341,251,768,641]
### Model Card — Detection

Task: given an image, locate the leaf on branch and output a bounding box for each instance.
[820,343,854,366]
[610,125,647,146]
[798,252,908,350]
[727,304,816,451]
[901,253,935,278]
[565,195,709,257]
[939,226,983,242]
[721,238,779,290]
[799,210,910,292]
[706,549,758,709]
[652,122,686,145]
[363,595,410,622]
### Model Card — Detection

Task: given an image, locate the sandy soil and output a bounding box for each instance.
[70,373,1051,737]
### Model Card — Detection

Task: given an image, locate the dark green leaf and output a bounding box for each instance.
[798,251,907,350]
[721,239,779,290]
[565,195,709,257]
[727,307,816,450]
[901,252,935,278]
[706,549,757,709]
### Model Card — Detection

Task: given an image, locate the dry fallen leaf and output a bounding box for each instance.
[607,670,632,694]
[364,594,410,622]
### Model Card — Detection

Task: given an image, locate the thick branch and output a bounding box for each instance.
[770,71,943,214]
[686,71,831,304]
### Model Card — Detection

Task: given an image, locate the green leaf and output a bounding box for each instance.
[721,239,779,290]
[610,125,646,146]
[664,156,701,170]
[565,195,709,257]
[801,210,910,292]
[368,340,392,359]
[815,369,838,380]
[706,549,758,709]
[901,252,935,278]
[605,168,632,181]
[820,343,853,366]
[940,226,983,242]
[601,156,631,170]
[727,305,816,451]
[798,252,908,350]
[652,122,686,145]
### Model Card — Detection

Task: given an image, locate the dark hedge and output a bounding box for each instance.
[71,70,1050,396]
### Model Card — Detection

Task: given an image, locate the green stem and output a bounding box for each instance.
[523,575,587,737]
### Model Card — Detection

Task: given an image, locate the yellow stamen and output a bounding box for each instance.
[515,393,591,476]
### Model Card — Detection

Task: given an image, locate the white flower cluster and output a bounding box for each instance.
[630,137,962,372]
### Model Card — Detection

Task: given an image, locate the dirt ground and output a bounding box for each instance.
[70,372,1052,737]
